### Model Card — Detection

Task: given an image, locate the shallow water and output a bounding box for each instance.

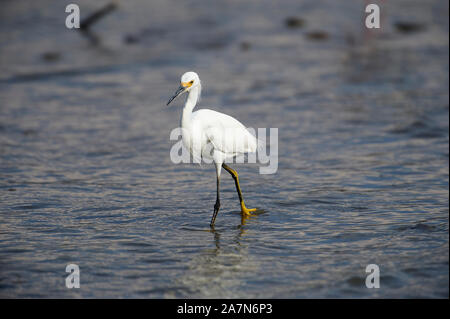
[0,0,448,298]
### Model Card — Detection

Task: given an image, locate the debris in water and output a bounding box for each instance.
[305,30,329,40]
[41,52,61,62]
[240,41,251,51]
[80,2,118,31]
[394,21,426,34]
[284,17,305,29]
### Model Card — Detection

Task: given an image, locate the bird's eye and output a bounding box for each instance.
[190,80,194,84]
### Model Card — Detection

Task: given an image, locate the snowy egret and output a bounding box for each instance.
[167,71,258,227]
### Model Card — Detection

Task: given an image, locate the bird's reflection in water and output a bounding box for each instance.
[177,209,265,298]
[211,208,266,246]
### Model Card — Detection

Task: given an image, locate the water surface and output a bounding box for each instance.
[0,0,448,298]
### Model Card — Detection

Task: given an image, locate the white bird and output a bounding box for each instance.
[167,71,258,227]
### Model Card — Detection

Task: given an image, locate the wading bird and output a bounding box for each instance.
[167,71,258,227]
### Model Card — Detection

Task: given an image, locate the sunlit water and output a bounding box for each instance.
[0,0,448,298]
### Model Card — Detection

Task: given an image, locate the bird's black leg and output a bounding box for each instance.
[210,175,220,227]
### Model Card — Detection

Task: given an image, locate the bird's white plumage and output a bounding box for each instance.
[191,109,257,158]
[174,72,257,174]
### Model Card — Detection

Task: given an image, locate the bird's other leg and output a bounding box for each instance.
[210,165,221,227]
[222,163,256,216]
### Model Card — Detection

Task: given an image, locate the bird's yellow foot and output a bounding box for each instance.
[240,202,257,216]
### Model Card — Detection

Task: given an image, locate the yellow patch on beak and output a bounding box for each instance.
[181,81,193,88]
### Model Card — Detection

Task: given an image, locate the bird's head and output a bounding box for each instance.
[166,71,201,106]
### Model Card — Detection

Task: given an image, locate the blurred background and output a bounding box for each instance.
[0,0,448,298]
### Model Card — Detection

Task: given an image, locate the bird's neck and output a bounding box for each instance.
[181,85,200,129]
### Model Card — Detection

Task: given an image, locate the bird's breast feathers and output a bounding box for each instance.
[185,109,257,157]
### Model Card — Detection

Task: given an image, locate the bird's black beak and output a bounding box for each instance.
[166,85,185,106]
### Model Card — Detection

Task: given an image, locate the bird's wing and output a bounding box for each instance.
[192,109,257,156]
